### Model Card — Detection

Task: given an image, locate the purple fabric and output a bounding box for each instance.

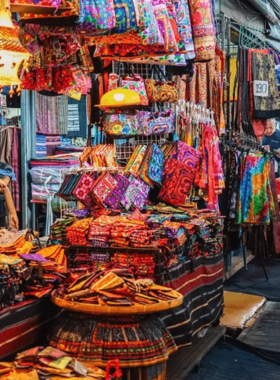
[20,254,49,262]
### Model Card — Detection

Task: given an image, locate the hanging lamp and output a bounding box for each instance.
[0,0,29,87]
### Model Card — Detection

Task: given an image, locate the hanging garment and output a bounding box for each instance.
[11,128,20,211]
[0,128,13,165]
[251,52,280,119]
[237,153,274,224]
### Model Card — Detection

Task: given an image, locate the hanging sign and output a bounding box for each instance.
[253,80,269,97]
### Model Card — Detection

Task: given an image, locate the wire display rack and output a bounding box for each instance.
[114,135,169,164]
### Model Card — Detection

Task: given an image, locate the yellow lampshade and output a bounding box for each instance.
[0,4,30,86]
[97,88,141,108]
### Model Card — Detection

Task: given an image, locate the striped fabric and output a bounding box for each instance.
[36,93,68,135]
[0,298,61,359]
[160,253,224,348]
[36,134,47,157]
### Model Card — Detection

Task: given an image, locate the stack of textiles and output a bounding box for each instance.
[31,183,60,202]
[30,155,79,203]
[30,155,80,168]
[0,229,26,253]
[54,271,181,306]
[67,251,110,274]
[111,253,155,278]
[0,254,27,310]
[87,215,121,247]
[66,218,92,245]
[0,346,105,379]
[163,220,188,247]
[22,245,67,298]
[49,217,76,244]
[36,134,47,157]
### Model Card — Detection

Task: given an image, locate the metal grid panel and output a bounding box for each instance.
[114,135,168,164]
[112,62,166,79]
[112,62,170,163]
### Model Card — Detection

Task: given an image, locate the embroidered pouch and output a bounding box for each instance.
[138,109,175,136]
[104,113,139,136]
[159,159,197,206]
[139,145,154,188]
[104,173,130,209]
[163,141,201,178]
[93,173,117,203]
[108,73,148,106]
[147,144,164,186]
[145,78,179,103]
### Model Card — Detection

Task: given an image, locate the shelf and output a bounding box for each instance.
[51,290,183,315]
[66,245,161,254]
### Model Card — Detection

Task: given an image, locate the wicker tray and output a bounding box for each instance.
[51,290,183,315]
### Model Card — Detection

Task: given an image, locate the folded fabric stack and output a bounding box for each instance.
[0,346,105,379]
[163,220,188,247]
[66,218,92,245]
[88,224,111,247]
[68,252,110,273]
[36,134,47,157]
[55,271,181,307]
[31,183,60,202]
[50,217,77,244]
[0,229,26,254]
[111,253,155,278]
[0,254,27,310]
[23,245,67,298]
[30,155,80,203]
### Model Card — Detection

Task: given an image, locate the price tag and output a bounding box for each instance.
[253,80,269,97]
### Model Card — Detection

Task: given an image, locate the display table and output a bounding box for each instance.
[0,297,60,359]
[49,289,183,380]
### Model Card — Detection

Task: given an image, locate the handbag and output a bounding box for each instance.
[104,113,139,136]
[145,65,179,103]
[108,73,149,106]
[138,109,175,136]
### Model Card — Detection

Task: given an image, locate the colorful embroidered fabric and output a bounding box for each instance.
[152,0,179,52]
[188,0,216,60]
[79,0,116,29]
[105,173,130,209]
[172,0,195,58]
[128,145,147,173]
[112,0,140,34]
[93,173,117,204]
[159,158,198,206]
[147,144,164,186]
[163,141,201,178]
[121,178,150,210]
[108,73,149,106]
[104,113,139,136]
[49,312,177,367]
[138,110,175,136]
[73,174,96,207]
[139,145,155,188]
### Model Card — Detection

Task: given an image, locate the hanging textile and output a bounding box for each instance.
[36,93,68,135]
[251,52,280,119]
[188,0,216,60]
[11,128,20,212]
[0,128,13,165]
[237,153,274,224]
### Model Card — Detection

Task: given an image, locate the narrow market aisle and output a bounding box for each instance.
[181,272,280,379]
[187,339,280,380]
